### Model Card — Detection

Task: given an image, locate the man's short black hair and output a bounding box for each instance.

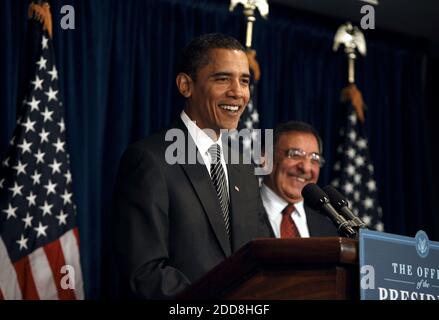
[178,33,246,80]
[273,121,323,154]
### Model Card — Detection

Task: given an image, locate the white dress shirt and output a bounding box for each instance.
[260,183,310,238]
[180,111,230,193]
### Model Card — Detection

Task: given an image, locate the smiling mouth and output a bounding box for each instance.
[288,174,310,183]
[219,104,240,113]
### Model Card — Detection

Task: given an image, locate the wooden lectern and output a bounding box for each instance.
[180,237,359,300]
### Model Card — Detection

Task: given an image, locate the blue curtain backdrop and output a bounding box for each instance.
[1,0,437,298]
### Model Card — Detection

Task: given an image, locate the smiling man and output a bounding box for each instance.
[112,33,271,299]
[262,121,338,238]
[177,46,250,134]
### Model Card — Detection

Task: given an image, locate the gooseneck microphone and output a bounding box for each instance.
[323,185,368,229]
[302,183,357,238]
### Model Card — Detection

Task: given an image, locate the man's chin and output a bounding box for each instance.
[219,122,240,131]
[282,190,303,203]
[287,180,305,190]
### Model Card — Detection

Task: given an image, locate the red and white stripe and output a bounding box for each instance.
[0,228,84,300]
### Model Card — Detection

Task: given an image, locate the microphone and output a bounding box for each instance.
[323,185,368,229]
[302,183,357,238]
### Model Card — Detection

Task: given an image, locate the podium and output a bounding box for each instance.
[180,237,359,300]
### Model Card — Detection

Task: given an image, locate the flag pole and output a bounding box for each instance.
[330,23,384,231]
[228,1,268,170]
[332,22,367,85]
[229,0,269,79]
[333,22,367,123]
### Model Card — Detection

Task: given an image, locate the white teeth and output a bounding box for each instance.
[289,175,306,182]
[219,105,239,112]
[288,173,309,182]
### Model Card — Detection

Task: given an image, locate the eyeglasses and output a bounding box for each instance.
[282,148,325,167]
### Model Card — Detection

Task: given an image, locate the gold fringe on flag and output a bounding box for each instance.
[246,49,261,82]
[28,1,53,39]
[341,84,366,123]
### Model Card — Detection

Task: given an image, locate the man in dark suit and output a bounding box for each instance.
[112,33,271,299]
[261,121,339,238]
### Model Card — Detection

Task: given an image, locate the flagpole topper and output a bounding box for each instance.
[333,22,366,84]
[28,1,53,39]
[229,0,269,49]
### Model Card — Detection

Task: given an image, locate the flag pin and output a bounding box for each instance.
[235,186,240,192]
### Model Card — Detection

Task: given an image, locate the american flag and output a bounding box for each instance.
[331,106,384,231]
[0,3,84,299]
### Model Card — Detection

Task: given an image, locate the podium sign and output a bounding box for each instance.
[359,229,439,300]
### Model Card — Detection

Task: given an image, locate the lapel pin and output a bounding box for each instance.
[234,186,240,192]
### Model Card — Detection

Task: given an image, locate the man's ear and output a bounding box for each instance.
[176,73,192,98]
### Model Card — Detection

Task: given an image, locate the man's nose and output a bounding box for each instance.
[297,157,313,173]
[227,79,244,98]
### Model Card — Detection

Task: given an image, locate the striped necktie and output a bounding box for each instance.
[208,144,230,236]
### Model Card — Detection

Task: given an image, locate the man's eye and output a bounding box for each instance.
[216,77,229,82]
[241,78,250,85]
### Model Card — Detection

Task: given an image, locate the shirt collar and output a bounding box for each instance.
[261,183,305,218]
[180,110,222,157]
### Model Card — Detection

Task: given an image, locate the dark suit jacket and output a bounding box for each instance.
[112,120,271,299]
[305,204,340,237]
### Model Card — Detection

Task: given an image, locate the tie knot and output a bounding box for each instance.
[282,203,296,216]
[208,144,221,164]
